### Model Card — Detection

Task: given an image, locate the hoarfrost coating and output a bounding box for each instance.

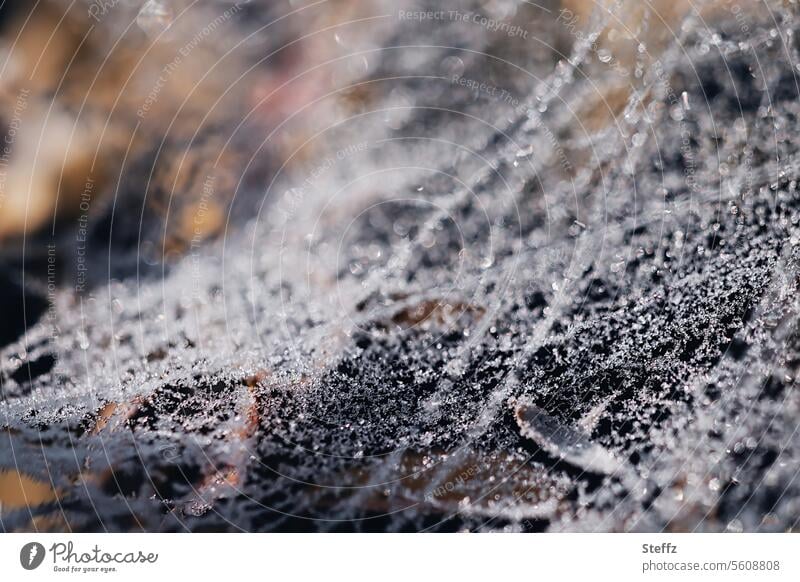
[1,0,800,532]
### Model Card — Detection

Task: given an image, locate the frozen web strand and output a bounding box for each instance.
[338,7,634,512]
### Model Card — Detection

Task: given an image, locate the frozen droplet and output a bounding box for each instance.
[516,145,534,159]
[445,359,465,377]
[137,0,174,38]
[726,519,743,533]
[348,55,369,76]
[681,91,690,111]
[485,0,517,19]
[349,261,364,275]
[184,501,211,517]
[140,241,160,266]
[393,220,410,237]
[624,106,641,123]
[419,230,436,249]
[384,88,413,129]
[77,331,90,350]
[440,55,465,78]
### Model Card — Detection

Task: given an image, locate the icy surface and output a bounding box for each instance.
[2,0,800,531]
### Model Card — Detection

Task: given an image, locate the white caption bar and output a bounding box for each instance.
[1,533,798,581]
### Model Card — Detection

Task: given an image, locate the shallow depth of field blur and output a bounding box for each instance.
[2,0,800,532]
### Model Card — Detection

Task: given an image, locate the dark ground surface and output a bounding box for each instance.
[2,0,800,531]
